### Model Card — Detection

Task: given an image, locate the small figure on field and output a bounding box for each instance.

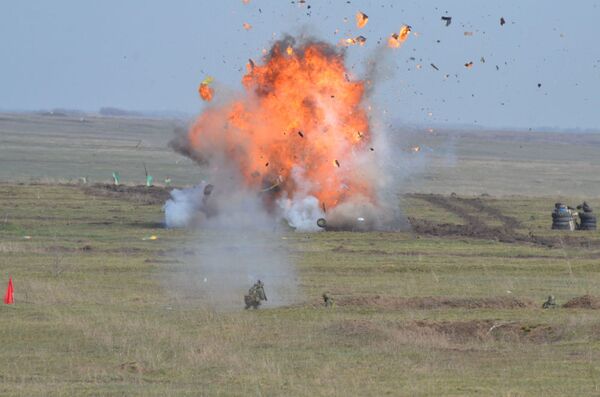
[322,293,334,308]
[542,295,557,309]
[244,280,267,309]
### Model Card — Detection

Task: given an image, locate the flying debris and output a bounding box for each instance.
[343,35,367,46]
[430,63,439,71]
[356,12,368,28]
[198,76,214,101]
[537,83,542,88]
[441,16,452,26]
[243,22,252,30]
[334,160,340,168]
[464,61,474,69]
[464,31,473,36]
[500,17,506,26]
[480,56,485,63]
[388,25,411,48]
[298,131,304,138]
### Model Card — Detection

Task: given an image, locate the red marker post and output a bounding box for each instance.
[4,277,14,304]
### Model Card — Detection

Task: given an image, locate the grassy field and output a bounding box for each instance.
[1,114,600,395]
[2,113,600,197]
[1,183,600,396]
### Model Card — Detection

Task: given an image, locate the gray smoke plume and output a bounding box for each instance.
[163,160,299,309]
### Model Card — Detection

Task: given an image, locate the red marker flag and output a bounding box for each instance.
[4,277,14,304]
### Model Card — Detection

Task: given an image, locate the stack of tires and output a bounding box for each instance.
[579,212,597,231]
[552,211,574,230]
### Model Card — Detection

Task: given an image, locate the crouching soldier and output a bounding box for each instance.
[244,280,267,309]
[542,295,557,309]
[322,293,334,308]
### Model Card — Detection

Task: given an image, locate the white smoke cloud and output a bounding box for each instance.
[163,184,206,228]
[163,179,299,310]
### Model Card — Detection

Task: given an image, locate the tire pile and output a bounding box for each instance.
[551,202,596,231]
[579,211,597,231]
[551,210,574,230]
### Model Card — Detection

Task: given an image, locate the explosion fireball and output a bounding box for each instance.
[189,38,374,211]
[170,37,403,231]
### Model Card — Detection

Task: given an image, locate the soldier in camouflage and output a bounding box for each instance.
[322,293,334,308]
[542,295,557,309]
[244,280,267,309]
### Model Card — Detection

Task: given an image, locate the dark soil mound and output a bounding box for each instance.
[563,295,600,309]
[83,184,172,205]
[406,320,561,344]
[326,319,561,345]
[335,295,536,310]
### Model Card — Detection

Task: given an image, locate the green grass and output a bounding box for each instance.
[1,183,600,396]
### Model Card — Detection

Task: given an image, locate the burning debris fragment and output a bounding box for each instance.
[464,61,474,69]
[198,76,214,102]
[342,35,367,46]
[243,22,252,30]
[356,12,368,28]
[388,25,411,48]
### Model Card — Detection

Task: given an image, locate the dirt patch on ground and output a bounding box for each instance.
[404,320,561,344]
[408,193,597,248]
[326,319,561,345]
[455,197,522,229]
[563,295,600,309]
[335,295,536,310]
[83,184,172,205]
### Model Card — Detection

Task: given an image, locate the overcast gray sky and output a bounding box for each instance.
[1,0,599,129]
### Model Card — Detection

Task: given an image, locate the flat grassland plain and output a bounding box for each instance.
[1,113,600,396]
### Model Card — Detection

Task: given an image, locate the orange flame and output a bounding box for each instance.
[355,12,368,29]
[198,83,214,101]
[243,22,252,31]
[388,25,411,48]
[188,40,374,210]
